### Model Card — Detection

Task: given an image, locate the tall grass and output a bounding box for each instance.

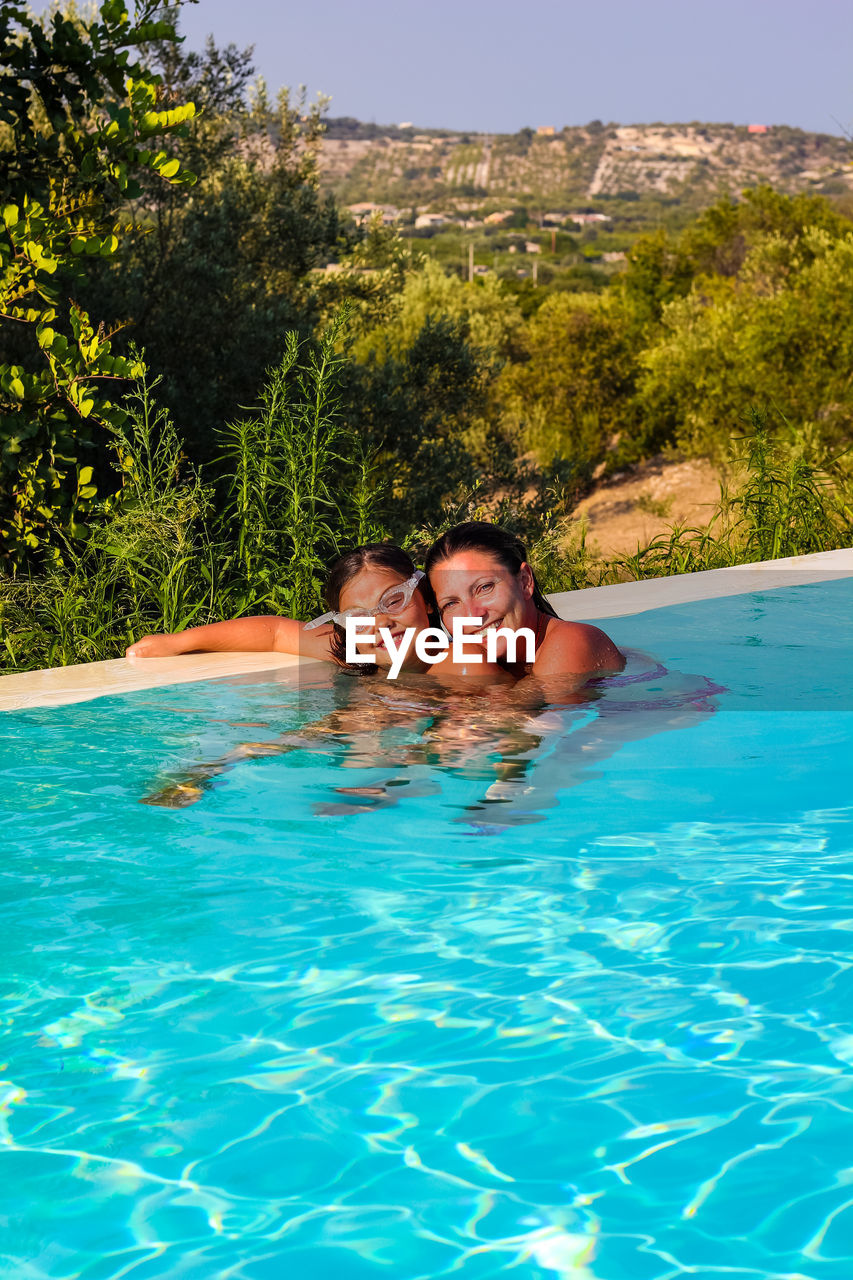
[0,314,385,671]
[218,324,342,618]
[1,380,849,675]
[613,411,852,582]
[0,370,215,669]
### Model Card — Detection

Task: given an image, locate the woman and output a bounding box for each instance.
[127,542,509,685]
[424,521,624,679]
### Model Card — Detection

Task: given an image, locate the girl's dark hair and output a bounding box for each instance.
[324,543,431,674]
[423,521,558,617]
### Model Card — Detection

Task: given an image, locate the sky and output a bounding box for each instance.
[174,0,853,138]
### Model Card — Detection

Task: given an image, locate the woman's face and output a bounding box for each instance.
[338,566,431,670]
[428,550,535,661]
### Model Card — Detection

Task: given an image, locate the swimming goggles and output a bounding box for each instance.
[304,570,425,630]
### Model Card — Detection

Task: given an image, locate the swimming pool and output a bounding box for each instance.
[3,576,852,1278]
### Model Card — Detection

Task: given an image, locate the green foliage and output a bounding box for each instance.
[619,186,851,331]
[0,0,196,565]
[500,291,640,472]
[0,319,389,668]
[352,257,521,361]
[638,227,853,459]
[0,362,213,668]
[339,260,530,533]
[217,312,377,619]
[3,78,852,678]
[81,74,343,458]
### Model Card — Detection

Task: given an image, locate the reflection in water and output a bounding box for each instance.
[140,652,726,826]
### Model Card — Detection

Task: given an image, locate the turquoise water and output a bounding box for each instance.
[3,578,853,1279]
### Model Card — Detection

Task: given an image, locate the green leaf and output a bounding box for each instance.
[2,205,19,227]
[158,157,180,179]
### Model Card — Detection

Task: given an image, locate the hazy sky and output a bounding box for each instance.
[176,0,853,137]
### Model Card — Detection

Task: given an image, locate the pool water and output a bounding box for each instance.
[3,578,853,1278]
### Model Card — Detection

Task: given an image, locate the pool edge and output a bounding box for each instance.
[550,545,853,621]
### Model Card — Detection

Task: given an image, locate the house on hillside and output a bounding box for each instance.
[414,212,449,229]
[568,212,612,226]
[536,126,555,137]
[747,124,769,134]
[524,240,542,254]
[484,209,515,225]
[543,212,569,226]
[347,203,400,226]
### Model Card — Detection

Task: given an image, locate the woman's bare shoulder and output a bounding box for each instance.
[534,618,624,676]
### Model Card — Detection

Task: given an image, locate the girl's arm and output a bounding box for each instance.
[125,616,334,662]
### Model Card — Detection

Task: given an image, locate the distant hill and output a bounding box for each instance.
[317,119,852,212]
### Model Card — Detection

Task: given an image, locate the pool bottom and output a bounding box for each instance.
[2,579,852,1279]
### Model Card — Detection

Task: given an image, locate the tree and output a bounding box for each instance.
[78,67,343,460]
[352,256,521,363]
[0,0,196,565]
[500,291,640,473]
[618,187,851,332]
[338,259,526,530]
[638,228,853,459]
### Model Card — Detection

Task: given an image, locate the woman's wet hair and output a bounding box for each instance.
[424,521,558,617]
[324,543,431,673]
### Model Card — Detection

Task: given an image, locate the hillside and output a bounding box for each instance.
[317,120,852,212]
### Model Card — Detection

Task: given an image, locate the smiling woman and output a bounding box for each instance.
[425,522,625,678]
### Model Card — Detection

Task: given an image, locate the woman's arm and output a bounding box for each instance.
[125,616,334,661]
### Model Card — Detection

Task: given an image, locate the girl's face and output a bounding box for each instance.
[428,550,535,661]
[338,566,431,670]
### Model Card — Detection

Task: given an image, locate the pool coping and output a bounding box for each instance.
[3,545,851,713]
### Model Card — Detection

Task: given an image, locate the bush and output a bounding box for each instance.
[0,0,196,567]
[499,291,640,471]
[0,315,387,670]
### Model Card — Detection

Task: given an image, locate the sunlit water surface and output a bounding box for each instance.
[3,579,853,1279]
